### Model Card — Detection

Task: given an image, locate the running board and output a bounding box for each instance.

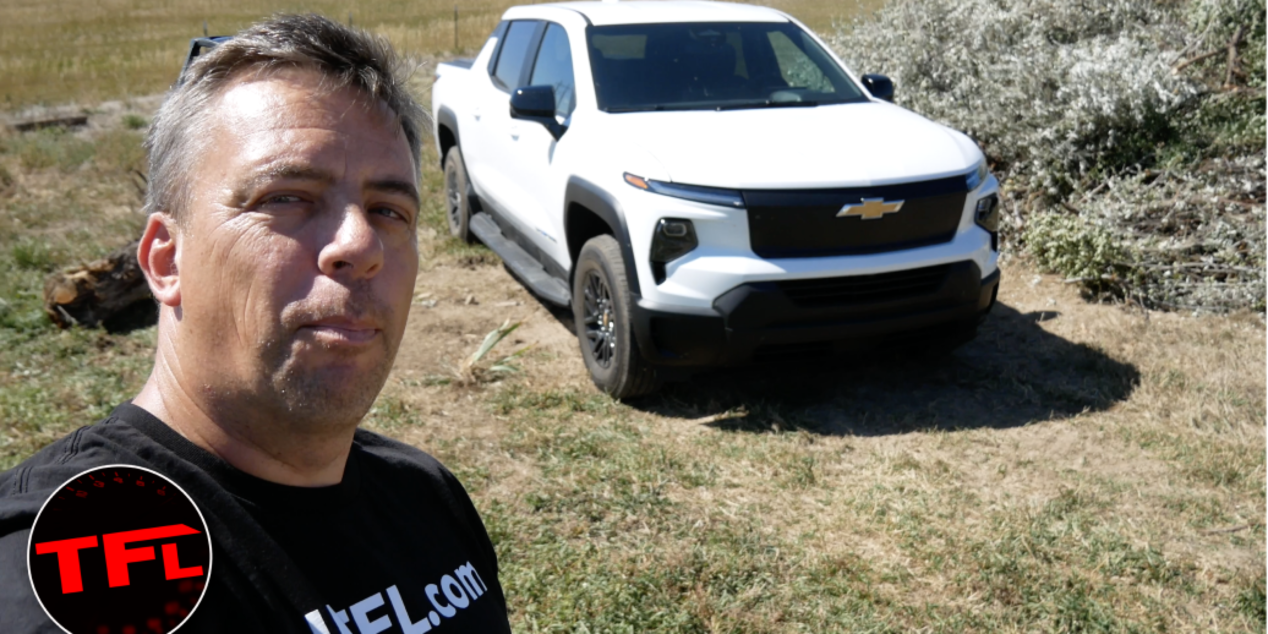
[469,212,571,306]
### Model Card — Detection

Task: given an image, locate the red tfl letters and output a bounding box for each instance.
[34,524,204,594]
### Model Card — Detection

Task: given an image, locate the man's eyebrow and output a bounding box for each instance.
[231,164,336,206]
[367,179,421,209]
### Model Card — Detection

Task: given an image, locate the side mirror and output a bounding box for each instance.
[510,85,567,140]
[861,74,894,102]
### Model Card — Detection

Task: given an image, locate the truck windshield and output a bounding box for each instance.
[587,22,866,112]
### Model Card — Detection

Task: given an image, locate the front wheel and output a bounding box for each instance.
[572,235,658,399]
[443,146,475,243]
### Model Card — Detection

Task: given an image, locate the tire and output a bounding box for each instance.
[572,235,658,399]
[443,146,475,243]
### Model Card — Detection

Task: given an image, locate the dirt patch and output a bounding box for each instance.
[392,260,585,387]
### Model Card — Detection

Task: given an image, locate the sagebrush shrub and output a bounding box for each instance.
[832,0,1265,312]
[832,0,1195,193]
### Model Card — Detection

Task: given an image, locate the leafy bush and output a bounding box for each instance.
[833,0,1265,311]
[121,114,148,130]
[1024,212,1128,295]
[1064,156,1263,310]
[832,0,1195,192]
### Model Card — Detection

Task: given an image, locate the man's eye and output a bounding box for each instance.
[263,194,305,205]
[372,206,408,223]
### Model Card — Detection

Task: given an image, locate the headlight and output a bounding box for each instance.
[624,172,745,208]
[975,195,999,232]
[964,160,989,191]
[649,218,698,284]
[975,194,1000,252]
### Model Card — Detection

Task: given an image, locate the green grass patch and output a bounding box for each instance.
[0,116,153,469]
[122,114,148,130]
[1237,573,1266,625]
[14,128,96,172]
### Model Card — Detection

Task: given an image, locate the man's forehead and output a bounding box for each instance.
[204,69,417,187]
[213,68,397,133]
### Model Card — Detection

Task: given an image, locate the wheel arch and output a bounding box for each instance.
[436,106,460,168]
[564,177,641,298]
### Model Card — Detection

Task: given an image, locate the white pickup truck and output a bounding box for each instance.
[432,0,1001,398]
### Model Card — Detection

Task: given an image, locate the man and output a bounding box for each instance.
[0,14,512,633]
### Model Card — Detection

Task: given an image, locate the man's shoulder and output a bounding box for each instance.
[351,427,451,481]
[0,416,151,529]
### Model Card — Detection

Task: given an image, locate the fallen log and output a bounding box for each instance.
[43,240,157,332]
[10,115,89,133]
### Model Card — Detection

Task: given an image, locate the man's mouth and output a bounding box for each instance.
[299,318,380,345]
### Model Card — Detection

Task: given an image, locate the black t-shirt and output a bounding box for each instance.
[0,404,512,633]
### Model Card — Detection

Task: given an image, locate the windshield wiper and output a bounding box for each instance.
[604,104,723,113]
[714,100,821,111]
[605,100,833,113]
[604,105,666,113]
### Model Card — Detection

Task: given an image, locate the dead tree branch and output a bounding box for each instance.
[1224,24,1244,87]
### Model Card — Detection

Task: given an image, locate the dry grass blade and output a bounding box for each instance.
[426,319,533,387]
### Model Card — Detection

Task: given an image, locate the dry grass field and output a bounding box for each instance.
[0,2,1263,631]
[0,0,883,110]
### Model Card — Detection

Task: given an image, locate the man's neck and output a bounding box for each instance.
[133,365,354,488]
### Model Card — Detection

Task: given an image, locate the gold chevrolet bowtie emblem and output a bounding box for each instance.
[837,198,905,220]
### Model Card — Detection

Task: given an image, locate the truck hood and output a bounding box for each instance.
[605,102,982,189]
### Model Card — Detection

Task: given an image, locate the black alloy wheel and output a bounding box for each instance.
[571,235,658,399]
[582,268,617,368]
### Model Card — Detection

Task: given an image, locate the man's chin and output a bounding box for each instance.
[270,361,391,428]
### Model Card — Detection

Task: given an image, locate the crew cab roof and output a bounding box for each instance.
[515,1,791,26]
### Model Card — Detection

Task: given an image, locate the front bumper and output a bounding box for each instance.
[631,261,999,367]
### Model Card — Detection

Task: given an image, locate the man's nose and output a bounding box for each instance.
[317,203,384,279]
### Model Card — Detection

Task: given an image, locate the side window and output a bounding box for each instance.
[528,23,576,119]
[484,22,509,77]
[492,20,539,90]
[766,31,834,94]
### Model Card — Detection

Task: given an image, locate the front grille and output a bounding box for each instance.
[745,174,969,258]
[776,264,951,309]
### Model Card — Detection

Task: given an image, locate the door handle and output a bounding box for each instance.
[472,106,482,121]
[509,124,521,140]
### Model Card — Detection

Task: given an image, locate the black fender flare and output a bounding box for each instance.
[564,176,641,299]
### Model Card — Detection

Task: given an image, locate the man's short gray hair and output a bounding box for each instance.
[144,13,426,220]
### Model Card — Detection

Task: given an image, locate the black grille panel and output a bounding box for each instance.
[745,174,969,258]
[777,264,951,309]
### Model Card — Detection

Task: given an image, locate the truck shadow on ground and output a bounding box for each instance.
[625,302,1141,436]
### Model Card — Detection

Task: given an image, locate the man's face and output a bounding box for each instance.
[175,69,419,430]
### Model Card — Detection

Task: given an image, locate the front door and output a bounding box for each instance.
[499,21,578,269]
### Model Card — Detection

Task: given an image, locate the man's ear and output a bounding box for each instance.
[138,213,181,307]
